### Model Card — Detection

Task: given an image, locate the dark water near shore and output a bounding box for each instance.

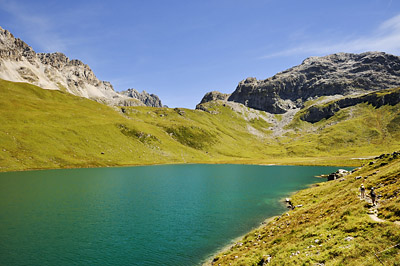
[0,164,350,266]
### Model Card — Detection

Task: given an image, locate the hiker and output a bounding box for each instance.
[360,184,365,199]
[370,187,376,206]
[285,198,294,210]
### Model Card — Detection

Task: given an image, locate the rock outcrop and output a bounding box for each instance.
[195,91,231,111]
[120,88,163,107]
[0,26,163,107]
[225,52,400,113]
[198,91,230,104]
[327,169,349,181]
[300,87,400,123]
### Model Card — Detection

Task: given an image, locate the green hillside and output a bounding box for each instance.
[208,153,400,266]
[1,79,400,172]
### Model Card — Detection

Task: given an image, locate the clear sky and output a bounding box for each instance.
[1,0,400,108]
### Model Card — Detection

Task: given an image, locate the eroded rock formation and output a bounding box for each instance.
[0,26,164,107]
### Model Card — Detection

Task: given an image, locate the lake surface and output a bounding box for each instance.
[0,164,349,266]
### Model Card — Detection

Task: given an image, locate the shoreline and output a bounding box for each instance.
[200,178,332,265]
[200,215,279,266]
[0,156,364,174]
[1,160,357,264]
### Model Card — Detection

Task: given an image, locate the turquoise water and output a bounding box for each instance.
[0,164,348,265]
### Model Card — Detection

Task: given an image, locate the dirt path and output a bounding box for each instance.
[359,194,386,223]
[368,213,385,223]
[358,191,400,226]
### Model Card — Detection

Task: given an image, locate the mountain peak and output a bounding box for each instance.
[0,26,164,107]
[227,51,400,113]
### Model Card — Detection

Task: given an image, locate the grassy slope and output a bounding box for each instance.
[0,79,210,171]
[284,101,400,157]
[1,79,400,171]
[209,154,400,266]
[1,80,399,265]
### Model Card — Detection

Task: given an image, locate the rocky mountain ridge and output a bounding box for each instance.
[300,87,400,123]
[198,91,231,104]
[199,52,400,114]
[120,88,164,108]
[0,26,163,107]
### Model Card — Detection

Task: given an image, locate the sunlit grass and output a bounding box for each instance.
[1,79,400,172]
[209,155,400,265]
[1,80,400,265]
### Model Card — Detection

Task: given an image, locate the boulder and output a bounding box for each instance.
[327,169,349,181]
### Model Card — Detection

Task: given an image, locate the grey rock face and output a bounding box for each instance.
[0,27,36,63]
[0,26,118,100]
[195,91,231,112]
[17,67,39,82]
[37,52,116,96]
[0,26,164,107]
[300,88,400,123]
[228,52,400,113]
[120,88,163,107]
[199,91,231,104]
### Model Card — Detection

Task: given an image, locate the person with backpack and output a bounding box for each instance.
[370,187,377,206]
[360,184,365,199]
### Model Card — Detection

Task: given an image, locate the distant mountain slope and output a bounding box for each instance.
[1,79,400,172]
[200,52,400,114]
[0,26,163,107]
[120,88,164,108]
[300,87,400,123]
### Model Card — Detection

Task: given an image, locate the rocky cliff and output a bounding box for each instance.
[120,88,164,107]
[300,87,400,123]
[0,26,163,107]
[198,91,231,104]
[199,52,400,114]
[195,91,231,111]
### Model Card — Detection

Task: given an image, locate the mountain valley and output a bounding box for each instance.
[0,24,400,266]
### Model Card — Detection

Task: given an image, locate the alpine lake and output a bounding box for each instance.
[0,164,352,266]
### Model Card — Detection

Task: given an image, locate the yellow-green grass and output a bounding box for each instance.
[1,79,400,172]
[0,79,217,171]
[1,80,400,265]
[284,102,400,157]
[208,154,400,266]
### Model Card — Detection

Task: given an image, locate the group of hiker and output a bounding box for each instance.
[360,184,377,205]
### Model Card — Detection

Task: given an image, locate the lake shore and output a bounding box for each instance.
[201,215,279,266]
[199,153,400,265]
[0,164,341,265]
[0,155,364,173]
[200,182,326,266]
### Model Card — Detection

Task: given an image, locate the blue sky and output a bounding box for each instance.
[1,0,400,108]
